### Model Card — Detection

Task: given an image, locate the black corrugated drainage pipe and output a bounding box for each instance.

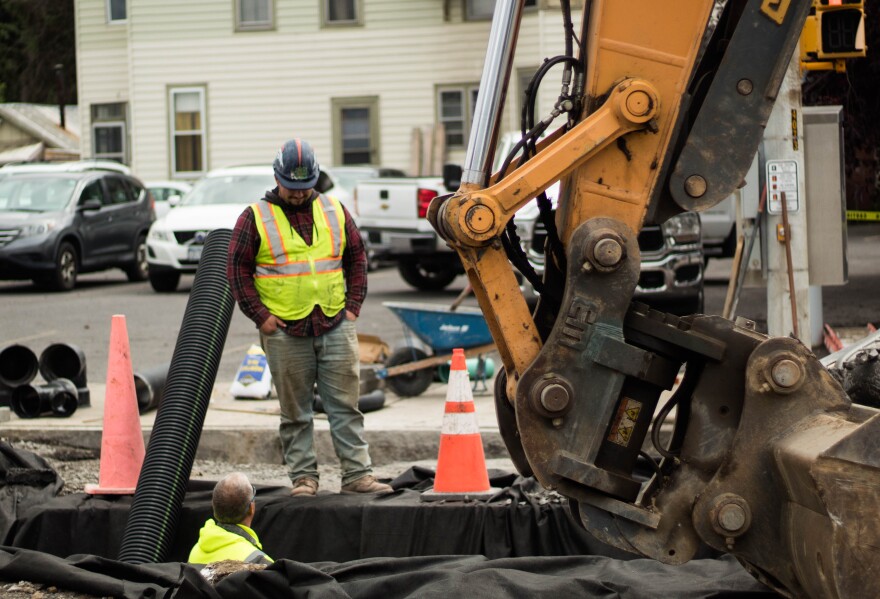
[10,378,78,418]
[38,343,90,407]
[315,388,386,414]
[133,363,170,414]
[118,229,235,564]
[0,345,40,408]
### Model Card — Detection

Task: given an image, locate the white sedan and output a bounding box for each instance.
[145,180,193,219]
[146,165,353,292]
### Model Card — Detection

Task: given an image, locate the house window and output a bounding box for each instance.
[169,87,207,177]
[437,85,479,149]
[107,0,126,22]
[91,103,128,163]
[331,97,379,165]
[465,0,536,21]
[323,0,362,26]
[236,0,273,31]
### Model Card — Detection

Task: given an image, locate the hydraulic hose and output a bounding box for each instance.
[118,229,236,564]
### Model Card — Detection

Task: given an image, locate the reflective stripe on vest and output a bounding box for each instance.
[250,195,347,320]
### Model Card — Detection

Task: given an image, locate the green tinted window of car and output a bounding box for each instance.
[0,178,77,211]
[150,187,170,202]
[125,179,145,202]
[79,181,104,206]
[105,177,131,204]
[183,175,274,206]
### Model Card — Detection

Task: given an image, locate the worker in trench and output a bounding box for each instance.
[188,472,273,565]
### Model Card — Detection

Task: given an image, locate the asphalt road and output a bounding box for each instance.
[1,223,877,385]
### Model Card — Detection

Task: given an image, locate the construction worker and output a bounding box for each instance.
[227,138,392,497]
[188,473,273,565]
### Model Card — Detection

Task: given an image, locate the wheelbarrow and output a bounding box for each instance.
[378,301,496,397]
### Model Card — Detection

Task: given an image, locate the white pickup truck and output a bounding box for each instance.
[355,177,463,290]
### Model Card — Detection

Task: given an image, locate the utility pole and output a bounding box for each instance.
[763,52,812,343]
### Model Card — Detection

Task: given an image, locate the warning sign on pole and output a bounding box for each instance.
[766,159,800,214]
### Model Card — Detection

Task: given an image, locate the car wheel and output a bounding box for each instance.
[384,347,433,397]
[397,259,459,291]
[148,267,180,292]
[37,242,78,292]
[124,235,149,282]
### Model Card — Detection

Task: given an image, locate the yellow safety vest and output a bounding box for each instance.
[251,195,347,321]
[188,519,273,565]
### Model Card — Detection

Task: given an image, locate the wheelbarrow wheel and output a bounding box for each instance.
[385,347,433,397]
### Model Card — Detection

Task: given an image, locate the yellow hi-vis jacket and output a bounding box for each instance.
[188,519,273,565]
[251,194,347,321]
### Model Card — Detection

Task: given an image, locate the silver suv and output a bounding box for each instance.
[515,203,705,315]
[0,170,154,291]
[494,133,704,315]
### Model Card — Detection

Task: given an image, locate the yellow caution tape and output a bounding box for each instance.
[846,211,880,222]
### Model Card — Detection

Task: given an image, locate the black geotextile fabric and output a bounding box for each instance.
[5,468,632,562]
[0,547,780,599]
[0,441,64,542]
[0,467,784,598]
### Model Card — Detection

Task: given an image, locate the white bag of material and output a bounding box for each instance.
[229,344,273,399]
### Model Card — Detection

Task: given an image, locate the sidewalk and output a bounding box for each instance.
[0,376,505,465]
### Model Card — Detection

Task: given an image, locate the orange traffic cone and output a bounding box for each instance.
[421,348,498,501]
[85,315,145,495]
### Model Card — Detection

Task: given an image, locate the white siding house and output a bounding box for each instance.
[74,0,576,182]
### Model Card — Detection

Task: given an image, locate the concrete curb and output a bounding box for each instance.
[0,379,506,465]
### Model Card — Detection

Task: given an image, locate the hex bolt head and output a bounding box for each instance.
[709,494,752,538]
[736,79,754,96]
[717,503,747,533]
[684,175,707,198]
[593,238,623,268]
[771,359,801,388]
[540,383,571,413]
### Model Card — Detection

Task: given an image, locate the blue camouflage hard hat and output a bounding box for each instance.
[273,138,320,190]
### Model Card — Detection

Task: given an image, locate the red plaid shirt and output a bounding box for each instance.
[227,189,367,337]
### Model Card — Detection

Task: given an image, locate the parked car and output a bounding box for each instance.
[145,181,193,219]
[515,196,705,315]
[0,170,155,291]
[0,160,132,182]
[326,165,407,209]
[145,165,351,292]
[355,175,456,289]
[489,132,704,314]
[326,165,407,269]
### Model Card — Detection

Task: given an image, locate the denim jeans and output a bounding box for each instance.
[260,319,372,486]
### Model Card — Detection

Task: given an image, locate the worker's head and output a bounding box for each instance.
[273,138,319,206]
[212,472,257,526]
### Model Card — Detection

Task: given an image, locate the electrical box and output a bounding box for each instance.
[740,106,846,287]
[804,105,847,286]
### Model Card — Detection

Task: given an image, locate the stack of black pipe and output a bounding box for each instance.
[0,344,86,418]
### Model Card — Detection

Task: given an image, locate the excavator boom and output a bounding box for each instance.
[429,1,880,597]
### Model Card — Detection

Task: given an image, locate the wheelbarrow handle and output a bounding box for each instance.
[381,343,496,379]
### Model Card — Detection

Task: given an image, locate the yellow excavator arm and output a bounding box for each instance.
[429,2,880,598]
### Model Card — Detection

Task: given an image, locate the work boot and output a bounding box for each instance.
[341,475,393,494]
[290,477,318,497]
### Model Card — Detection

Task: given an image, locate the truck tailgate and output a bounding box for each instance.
[356,178,444,232]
